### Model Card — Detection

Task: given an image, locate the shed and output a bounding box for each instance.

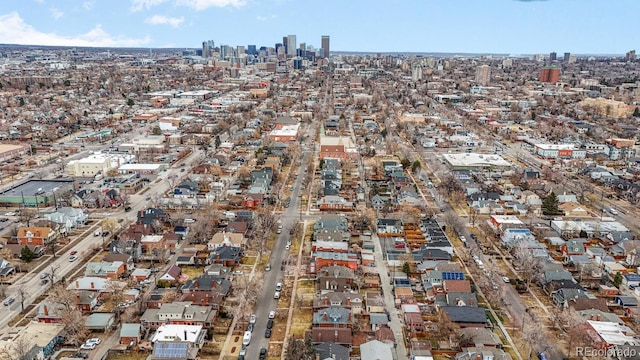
[120,323,142,345]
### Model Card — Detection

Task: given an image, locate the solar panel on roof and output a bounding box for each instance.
[153,341,189,359]
[442,272,465,280]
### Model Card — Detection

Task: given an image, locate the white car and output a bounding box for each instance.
[249,314,257,324]
[80,343,96,350]
[86,338,101,345]
[69,255,78,262]
[268,310,276,319]
[285,244,290,251]
[273,291,280,299]
[502,277,510,283]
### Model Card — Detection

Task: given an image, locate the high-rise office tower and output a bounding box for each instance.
[321,35,330,58]
[287,35,297,57]
[563,52,571,62]
[539,66,560,83]
[626,50,636,62]
[475,65,491,85]
[236,46,245,56]
[248,45,257,55]
[300,42,306,51]
[202,41,209,58]
[549,52,557,62]
[282,36,288,55]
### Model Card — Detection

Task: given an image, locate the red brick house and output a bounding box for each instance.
[17,227,56,246]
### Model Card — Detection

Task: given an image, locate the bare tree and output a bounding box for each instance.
[15,284,27,313]
[48,284,88,345]
[442,210,464,234]
[469,206,479,227]
[512,242,544,289]
[0,335,33,360]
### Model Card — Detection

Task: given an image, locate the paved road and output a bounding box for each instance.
[245,151,311,359]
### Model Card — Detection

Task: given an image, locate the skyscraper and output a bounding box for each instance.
[247,45,257,55]
[475,65,491,85]
[563,52,571,62]
[286,35,297,57]
[549,52,557,62]
[321,35,330,58]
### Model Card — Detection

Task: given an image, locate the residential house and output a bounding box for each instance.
[360,340,393,360]
[313,307,353,328]
[207,246,243,266]
[141,303,216,329]
[314,342,349,360]
[316,265,356,293]
[311,328,352,346]
[312,251,359,273]
[159,265,182,284]
[84,261,126,279]
[208,232,245,249]
[17,226,56,246]
[314,292,363,315]
[151,324,206,360]
[0,258,15,278]
[180,274,231,309]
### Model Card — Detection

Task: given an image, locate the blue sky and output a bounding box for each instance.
[0,0,636,54]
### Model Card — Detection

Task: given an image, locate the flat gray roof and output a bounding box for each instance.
[0,179,74,197]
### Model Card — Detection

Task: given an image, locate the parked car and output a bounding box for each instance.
[40,279,49,286]
[40,272,49,279]
[268,310,276,319]
[249,314,257,324]
[79,343,96,350]
[273,291,280,299]
[266,319,274,329]
[502,277,510,283]
[265,264,271,272]
[264,328,272,338]
[259,348,267,360]
[86,338,101,345]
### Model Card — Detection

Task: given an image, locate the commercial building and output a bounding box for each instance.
[321,35,330,58]
[540,66,561,83]
[0,179,75,207]
[0,144,30,162]
[441,153,511,171]
[287,35,297,57]
[268,123,300,142]
[66,152,135,177]
[533,143,586,159]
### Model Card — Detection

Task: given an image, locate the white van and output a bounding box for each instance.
[184,218,196,224]
[242,331,252,346]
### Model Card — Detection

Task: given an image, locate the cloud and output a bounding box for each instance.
[131,0,245,12]
[130,0,169,12]
[50,8,64,20]
[145,14,184,28]
[82,1,96,10]
[0,12,151,47]
[175,0,247,10]
[513,0,547,2]
[256,15,267,21]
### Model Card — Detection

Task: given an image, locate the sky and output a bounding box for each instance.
[0,0,637,54]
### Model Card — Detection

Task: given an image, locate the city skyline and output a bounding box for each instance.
[0,0,638,54]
